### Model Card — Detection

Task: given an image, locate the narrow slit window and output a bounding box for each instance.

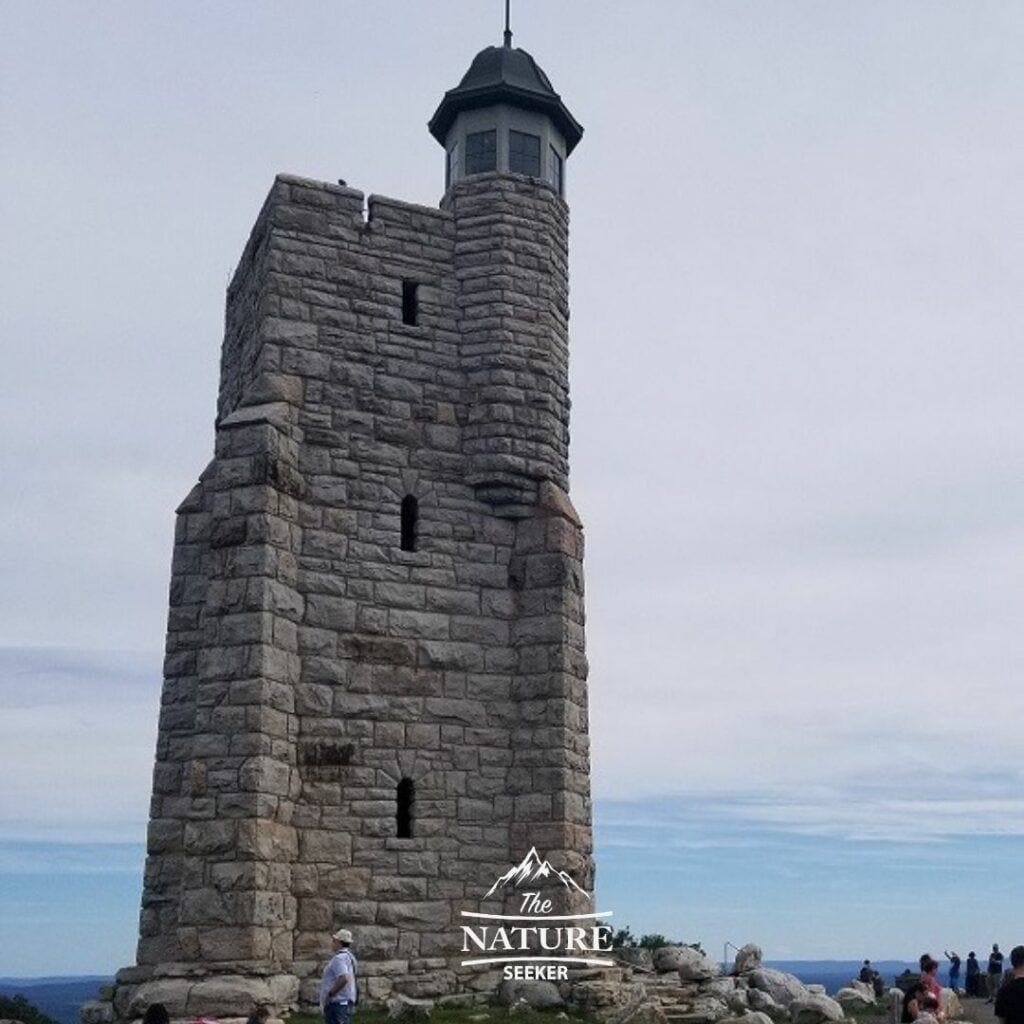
[400,494,418,552]
[401,280,419,326]
[397,777,415,838]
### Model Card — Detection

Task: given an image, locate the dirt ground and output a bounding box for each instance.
[960,996,999,1024]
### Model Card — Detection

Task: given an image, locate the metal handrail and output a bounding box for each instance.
[723,941,743,972]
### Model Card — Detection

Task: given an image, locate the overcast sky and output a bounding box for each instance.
[2,0,1024,976]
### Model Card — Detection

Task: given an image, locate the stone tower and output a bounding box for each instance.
[110,31,591,1021]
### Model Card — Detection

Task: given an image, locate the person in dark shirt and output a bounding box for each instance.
[994,945,1024,1024]
[860,960,874,984]
[967,953,981,998]
[991,944,1007,1002]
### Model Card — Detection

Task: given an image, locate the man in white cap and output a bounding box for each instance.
[320,928,357,1024]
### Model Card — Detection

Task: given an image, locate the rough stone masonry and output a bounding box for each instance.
[100,36,595,1022]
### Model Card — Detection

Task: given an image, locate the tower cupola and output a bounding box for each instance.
[429,34,583,195]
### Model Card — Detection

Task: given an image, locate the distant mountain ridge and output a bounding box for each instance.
[484,847,589,898]
[0,978,110,1024]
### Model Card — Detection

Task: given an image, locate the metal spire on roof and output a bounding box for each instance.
[503,0,512,47]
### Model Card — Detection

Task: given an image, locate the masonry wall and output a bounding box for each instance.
[120,170,592,1017]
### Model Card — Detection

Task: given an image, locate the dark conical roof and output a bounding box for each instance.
[428,44,583,154]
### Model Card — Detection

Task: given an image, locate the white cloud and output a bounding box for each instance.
[0,648,158,843]
[3,2,1024,855]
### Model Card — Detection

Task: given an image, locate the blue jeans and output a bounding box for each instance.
[325,1002,353,1024]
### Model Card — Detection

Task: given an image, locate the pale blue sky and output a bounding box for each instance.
[3,0,1024,976]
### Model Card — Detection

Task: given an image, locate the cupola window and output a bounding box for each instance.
[465,130,497,175]
[446,142,459,188]
[509,130,541,177]
[549,146,563,196]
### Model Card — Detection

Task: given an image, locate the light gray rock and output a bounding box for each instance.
[719,1014,773,1024]
[651,945,719,980]
[496,979,563,1009]
[682,995,733,1023]
[748,970,811,1009]
[706,978,740,995]
[748,988,788,1021]
[805,987,827,997]
[79,1002,114,1024]
[618,1001,669,1024]
[734,945,764,975]
[679,950,723,982]
[790,995,845,1024]
[614,947,656,972]
[127,979,192,1017]
[726,992,751,1015]
[835,989,873,1009]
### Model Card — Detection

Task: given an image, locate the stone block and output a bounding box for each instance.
[300,828,353,864]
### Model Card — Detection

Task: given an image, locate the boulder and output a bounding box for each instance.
[651,946,719,980]
[848,982,874,1001]
[748,989,788,1021]
[79,1003,114,1024]
[654,946,717,978]
[726,993,751,1015]
[615,948,656,972]
[719,1014,773,1024]
[835,989,873,1010]
[569,980,649,1017]
[496,980,563,1010]
[619,1001,669,1024]
[186,977,278,1016]
[734,945,764,975]
[789,995,844,1024]
[705,978,741,998]
[748,970,811,1009]
[679,995,732,1023]
[128,979,192,1017]
[679,952,723,982]
[387,995,434,1023]
[805,987,827,997]
[941,990,962,1021]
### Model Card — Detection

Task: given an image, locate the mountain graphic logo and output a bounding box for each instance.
[484,847,590,899]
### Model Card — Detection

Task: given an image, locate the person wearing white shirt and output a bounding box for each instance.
[319,928,358,1024]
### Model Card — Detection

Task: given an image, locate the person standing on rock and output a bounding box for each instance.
[990,945,1006,1003]
[995,945,1024,1024]
[945,952,962,995]
[967,953,981,997]
[320,928,358,1024]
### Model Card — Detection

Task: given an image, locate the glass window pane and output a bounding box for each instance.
[447,141,459,187]
[465,130,496,175]
[549,145,563,196]
[509,130,541,176]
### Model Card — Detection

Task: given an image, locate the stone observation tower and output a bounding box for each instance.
[107,26,593,1021]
